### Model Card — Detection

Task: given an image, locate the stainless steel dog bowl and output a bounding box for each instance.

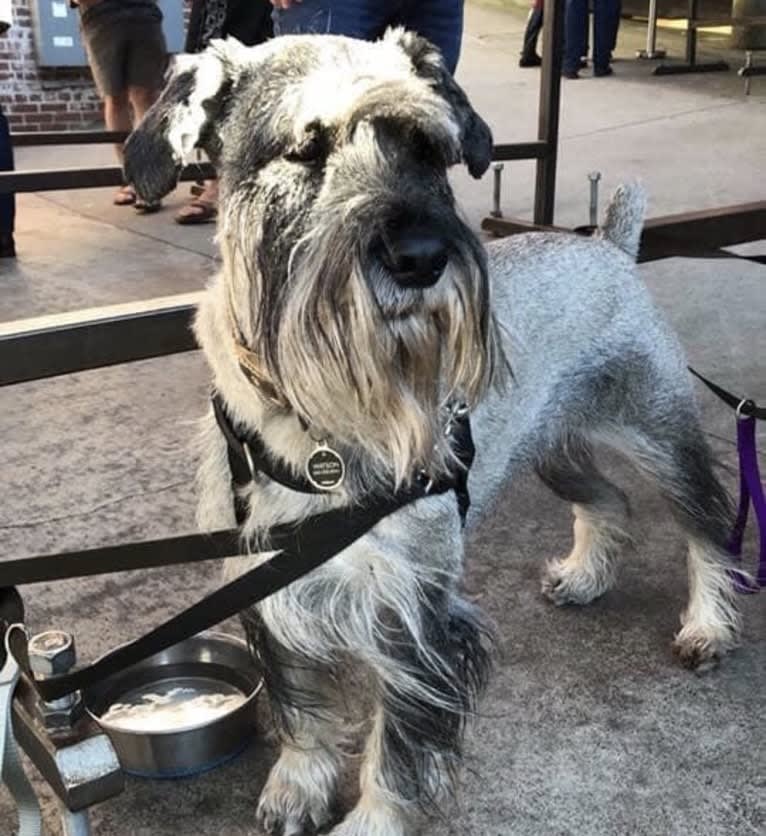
[84,632,263,779]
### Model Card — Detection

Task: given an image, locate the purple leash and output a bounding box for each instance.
[688,368,765,594]
[727,405,766,593]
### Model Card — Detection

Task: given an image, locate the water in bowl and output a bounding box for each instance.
[100,676,247,733]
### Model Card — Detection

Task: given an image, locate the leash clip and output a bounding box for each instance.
[735,398,755,421]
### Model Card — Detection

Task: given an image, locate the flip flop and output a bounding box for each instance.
[174,199,218,225]
[114,185,136,206]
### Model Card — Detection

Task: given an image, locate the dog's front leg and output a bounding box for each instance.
[332,595,490,836]
[250,615,343,836]
[329,703,412,836]
[258,729,340,836]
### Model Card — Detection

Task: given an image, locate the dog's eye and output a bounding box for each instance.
[410,128,453,168]
[284,122,328,165]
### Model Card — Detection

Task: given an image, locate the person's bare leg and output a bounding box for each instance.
[104,91,134,203]
[127,84,158,124]
[104,91,131,163]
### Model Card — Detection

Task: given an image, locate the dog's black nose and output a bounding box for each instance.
[376,229,450,288]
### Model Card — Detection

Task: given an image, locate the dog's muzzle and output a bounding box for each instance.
[373,224,450,289]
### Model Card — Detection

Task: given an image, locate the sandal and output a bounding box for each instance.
[114,185,136,206]
[174,199,218,225]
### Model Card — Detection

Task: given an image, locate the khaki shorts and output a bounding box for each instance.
[80,0,167,97]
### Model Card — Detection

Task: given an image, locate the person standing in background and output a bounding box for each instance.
[0,0,15,257]
[175,0,273,224]
[74,0,167,211]
[270,0,465,75]
[519,0,543,67]
[563,0,621,78]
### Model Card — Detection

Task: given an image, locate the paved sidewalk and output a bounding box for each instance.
[0,4,764,835]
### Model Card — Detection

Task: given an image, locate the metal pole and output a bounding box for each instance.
[636,0,667,59]
[744,50,753,94]
[491,163,504,218]
[588,171,602,227]
[534,0,565,226]
[686,0,698,64]
[61,809,92,836]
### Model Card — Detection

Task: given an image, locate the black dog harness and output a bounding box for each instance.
[211,394,474,525]
[24,397,474,702]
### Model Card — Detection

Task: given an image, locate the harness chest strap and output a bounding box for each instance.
[211,393,474,526]
[23,402,474,703]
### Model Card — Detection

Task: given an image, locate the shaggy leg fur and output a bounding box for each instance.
[331,595,491,836]
[329,708,410,836]
[537,439,631,605]
[603,420,741,670]
[258,740,340,836]
[245,614,342,835]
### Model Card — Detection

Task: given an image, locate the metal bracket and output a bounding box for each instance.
[12,676,124,812]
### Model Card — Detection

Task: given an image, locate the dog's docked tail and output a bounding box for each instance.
[597,182,647,261]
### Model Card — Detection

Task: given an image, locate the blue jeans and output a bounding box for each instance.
[272,0,464,74]
[0,106,14,239]
[564,0,620,73]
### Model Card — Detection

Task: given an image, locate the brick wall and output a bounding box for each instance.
[0,0,103,133]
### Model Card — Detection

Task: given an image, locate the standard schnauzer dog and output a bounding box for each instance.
[124,31,741,835]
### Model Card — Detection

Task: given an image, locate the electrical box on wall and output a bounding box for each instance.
[30,0,185,67]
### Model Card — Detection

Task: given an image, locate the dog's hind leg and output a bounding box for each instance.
[245,612,342,836]
[601,419,741,671]
[537,437,631,606]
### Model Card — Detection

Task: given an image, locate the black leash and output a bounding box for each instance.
[688,366,766,420]
[18,399,474,703]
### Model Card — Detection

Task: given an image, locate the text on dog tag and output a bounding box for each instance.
[306,443,345,491]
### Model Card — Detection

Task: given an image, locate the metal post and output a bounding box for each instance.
[744,50,753,94]
[653,0,729,75]
[490,163,504,218]
[636,0,667,58]
[533,0,565,226]
[61,809,92,836]
[686,0,698,64]
[588,171,602,227]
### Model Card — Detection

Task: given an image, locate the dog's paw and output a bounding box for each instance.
[257,791,330,836]
[256,751,336,836]
[540,558,607,606]
[672,624,738,673]
[257,801,315,836]
[329,807,408,836]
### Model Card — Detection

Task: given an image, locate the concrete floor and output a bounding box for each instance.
[1,4,764,835]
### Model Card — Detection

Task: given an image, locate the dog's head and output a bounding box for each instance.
[125,31,503,482]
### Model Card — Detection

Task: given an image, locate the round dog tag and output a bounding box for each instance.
[306,443,345,491]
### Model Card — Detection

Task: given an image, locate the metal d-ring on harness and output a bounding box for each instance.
[13,399,474,705]
[689,367,766,593]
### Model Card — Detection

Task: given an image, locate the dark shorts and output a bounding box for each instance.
[80,0,168,97]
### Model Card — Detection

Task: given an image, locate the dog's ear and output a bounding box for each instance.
[390,29,493,179]
[124,41,242,203]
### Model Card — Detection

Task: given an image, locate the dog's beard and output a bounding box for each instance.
[249,219,502,486]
